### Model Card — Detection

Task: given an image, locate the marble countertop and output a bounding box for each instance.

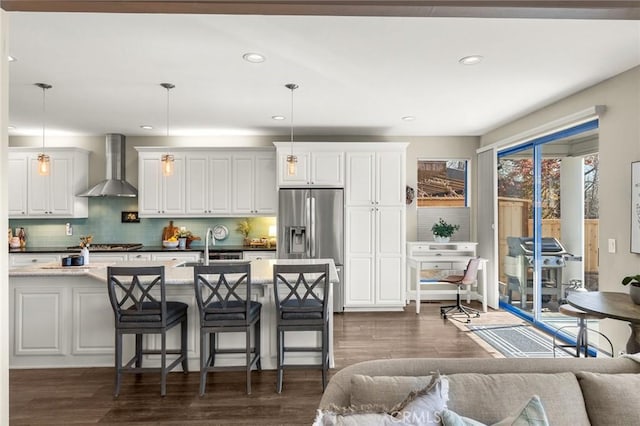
[9,258,338,285]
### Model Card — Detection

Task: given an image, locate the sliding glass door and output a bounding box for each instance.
[497,120,599,326]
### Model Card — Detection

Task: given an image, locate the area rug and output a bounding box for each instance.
[466,324,571,358]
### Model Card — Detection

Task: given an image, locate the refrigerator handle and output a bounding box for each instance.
[305,195,311,257]
[310,196,316,258]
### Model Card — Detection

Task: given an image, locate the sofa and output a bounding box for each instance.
[318,357,640,425]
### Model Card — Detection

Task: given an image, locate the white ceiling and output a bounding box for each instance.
[6,12,640,137]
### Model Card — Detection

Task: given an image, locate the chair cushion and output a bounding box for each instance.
[204,300,261,321]
[281,299,323,319]
[120,301,188,324]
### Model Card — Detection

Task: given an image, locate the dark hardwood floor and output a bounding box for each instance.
[10,302,493,425]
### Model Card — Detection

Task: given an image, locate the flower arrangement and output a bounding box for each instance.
[235,218,253,245]
[431,218,460,238]
[79,235,93,248]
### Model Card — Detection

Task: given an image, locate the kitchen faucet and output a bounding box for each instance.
[204,227,215,266]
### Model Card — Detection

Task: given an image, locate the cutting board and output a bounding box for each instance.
[162,220,179,241]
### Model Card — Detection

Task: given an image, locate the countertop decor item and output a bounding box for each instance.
[212,225,229,241]
[163,239,179,249]
[431,218,459,243]
[235,219,253,245]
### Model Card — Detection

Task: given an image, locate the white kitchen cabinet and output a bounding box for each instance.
[344,205,405,309]
[232,151,277,215]
[13,285,65,356]
[10,253,62,267]
[137,152,185,217]
[342,142,407,311]
[345,150,404,206]
[274,144,344,187]
[8,155,28,216]
[185,152,232,215]
[150,252,201,263]
[242,251,276,261]
[9,148,89,219]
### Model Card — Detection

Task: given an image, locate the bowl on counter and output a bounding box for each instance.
[162,240,179,249]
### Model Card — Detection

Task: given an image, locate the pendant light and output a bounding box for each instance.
[160,82,175,177]
[285,83,299,176]
[35,83,52,176]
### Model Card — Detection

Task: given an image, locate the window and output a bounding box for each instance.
[417,160,468,207]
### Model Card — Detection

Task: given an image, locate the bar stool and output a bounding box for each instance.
[553,304,613,358]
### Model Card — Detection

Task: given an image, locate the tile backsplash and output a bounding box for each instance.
[9,197,276,248]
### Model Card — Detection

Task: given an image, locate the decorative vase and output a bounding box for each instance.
[81,247,90,265]
[433,235,450,243]
[630,285,640,305]
[178,237,187,250]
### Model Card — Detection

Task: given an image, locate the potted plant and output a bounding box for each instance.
[622,275,640,305]
[431,218,459,243]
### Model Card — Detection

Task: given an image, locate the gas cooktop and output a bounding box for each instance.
[66,243,143,251]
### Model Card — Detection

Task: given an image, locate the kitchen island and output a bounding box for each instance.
[8,258,336,371]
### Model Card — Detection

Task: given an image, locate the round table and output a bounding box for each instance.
[567,291,640,354]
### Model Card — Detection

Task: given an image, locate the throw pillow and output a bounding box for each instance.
[350,374,434,408]
[576,372,640,426]
[314,374,449,426]
[441,396,549,426]
[391,373,450,426]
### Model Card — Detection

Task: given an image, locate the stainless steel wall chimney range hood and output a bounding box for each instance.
[78,134,138,197]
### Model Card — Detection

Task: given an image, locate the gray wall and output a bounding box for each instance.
[481,65,640,353]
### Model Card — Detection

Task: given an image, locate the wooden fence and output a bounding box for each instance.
[497,197,598,282]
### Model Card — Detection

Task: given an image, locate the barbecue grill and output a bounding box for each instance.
[504,237,571,310]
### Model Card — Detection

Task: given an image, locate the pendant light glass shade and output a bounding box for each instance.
[37,153,50,175]
[35,83,52,176]
[161,83,175,177]
[161,154,174,176]
[285,83,299,176]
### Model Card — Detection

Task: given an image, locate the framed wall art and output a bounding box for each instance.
[632,161,640,254]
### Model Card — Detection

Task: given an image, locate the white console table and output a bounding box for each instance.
[406,242,487,314]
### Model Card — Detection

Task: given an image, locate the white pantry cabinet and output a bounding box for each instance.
[137,151,186,217]
[273,142,344,187]
[185,152,232,215]
[343,143,407,311]
[232,151,277,215]
[345,150,405,207]
[9,148,89,218]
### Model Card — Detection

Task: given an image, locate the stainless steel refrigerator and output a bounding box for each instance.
[277,188,344,312]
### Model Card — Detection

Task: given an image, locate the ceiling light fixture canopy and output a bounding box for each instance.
[242,52,266,63]
[35,83,52,176]
[285,83,299,176]
[161,82,175,177]
[459,55,483,65]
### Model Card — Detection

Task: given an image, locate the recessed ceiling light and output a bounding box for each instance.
[402,116,416,121]
[272,115,286,121]
[7,55,16,62]
[243,52,266,63]
[8,125,15,130]
[459,55,483,65]
[140,125,153,130]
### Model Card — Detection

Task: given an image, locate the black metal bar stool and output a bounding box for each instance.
[553,304,613,358]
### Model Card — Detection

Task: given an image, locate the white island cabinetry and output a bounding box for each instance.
[9,259,337,369]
